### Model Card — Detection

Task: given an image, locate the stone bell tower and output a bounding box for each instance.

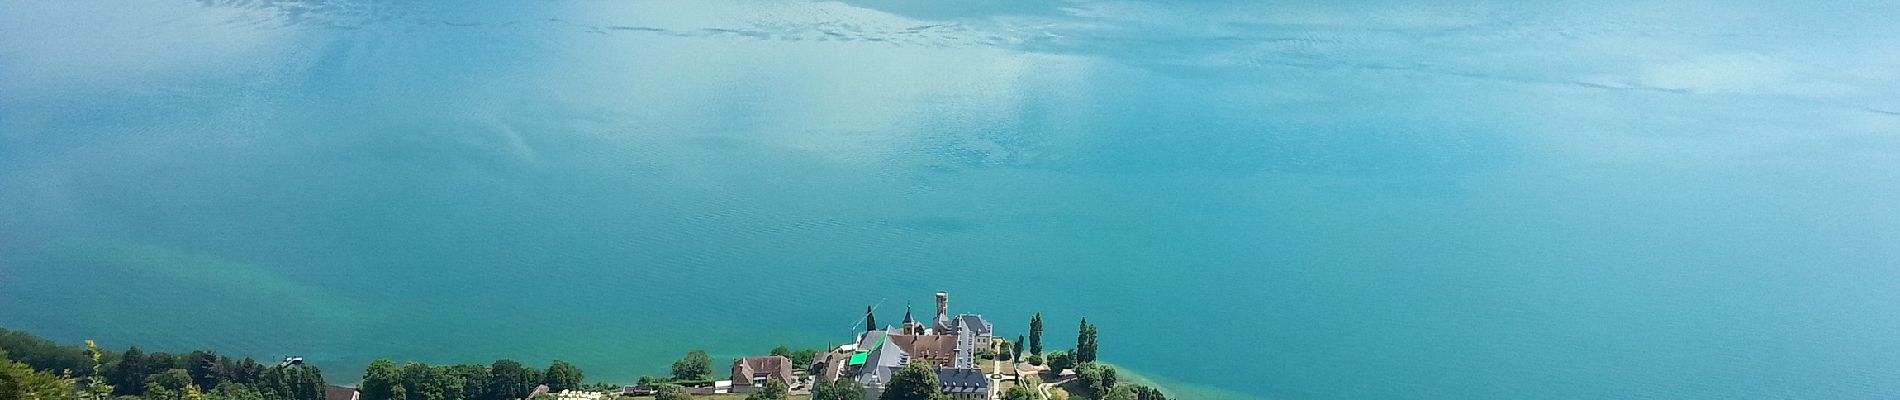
[935,291,949,318]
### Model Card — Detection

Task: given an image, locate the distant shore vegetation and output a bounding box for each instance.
[2,312,1168,400]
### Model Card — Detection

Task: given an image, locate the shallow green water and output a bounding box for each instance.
[4,1,1900,398]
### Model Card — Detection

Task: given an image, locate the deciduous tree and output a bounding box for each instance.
[110,346,149,395]
[543,360,583,392]
[264,364,325,400]
[653,383,689,400]
[769,347,820,367]
[486,360,535,400]
[1044,351,1074,372]
[1073,363,1117,400]
[1001,386,1039,400]
[149,368,194,391]
[2,350,79,400]
[811,379,866,400]
[400,362,462,400]
[671,350,712,381]
[879,361,941,400]
[205,382,266,400]
[445,364,488,400]
[1123,384,1167,400]
[361,360,405,400]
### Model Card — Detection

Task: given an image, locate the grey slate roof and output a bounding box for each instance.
[949,314,992,336]
[856,333,908,386]
[936,368,990,394]
[856,330,888,350]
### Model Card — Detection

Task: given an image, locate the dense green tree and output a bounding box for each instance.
[543,360,583,393]
[865,306,878,332]
[795,349,820,367]
[529,394,554,400]
[1073,363,1117,400]
[1012,336,1026,363]
[110,346,150,395]
[186,351,222,390]
[398,363,440,400]
[1001,386,1039,400]
[362,359,406,400]
[3,350,78,400]
[1044,352,1074,372]
[148,368,194,391]
[145,352,179,379]
[769,347,819,367]
[1102,386,1137,400]
[485,360,536,400]
[652,383,689,400]
[401,363,466,400]
[211,357,237,390]
[147,352,178,369]
[744,379,789,400]
[671,350,712,381]
[770,346,793,359]
[0,328,94,377]
[879,361,941,400]
[811,379,865,400]
[1121,384,1166,400]
[0,369,16,400]
[141,383,191,400]
[205,382,267,400]
[445,364,489,400]
[231,358,265,386]
[1028,314,1044,356]
[260,364,325,400]
[1075,319,1099,364]
[0,371,14,400]
[302,366,332,400]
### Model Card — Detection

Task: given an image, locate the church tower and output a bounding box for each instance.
[901,304,925,335]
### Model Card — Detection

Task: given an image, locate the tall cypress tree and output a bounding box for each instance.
[865,306,878,332]
[1076,319,1099,364]
[1028,314,1044,356]
[1012,336,1026,362]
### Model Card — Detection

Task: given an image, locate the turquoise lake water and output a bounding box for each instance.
[4,1,1900,398]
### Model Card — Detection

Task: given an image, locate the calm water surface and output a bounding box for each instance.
[4,1,1900,398]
